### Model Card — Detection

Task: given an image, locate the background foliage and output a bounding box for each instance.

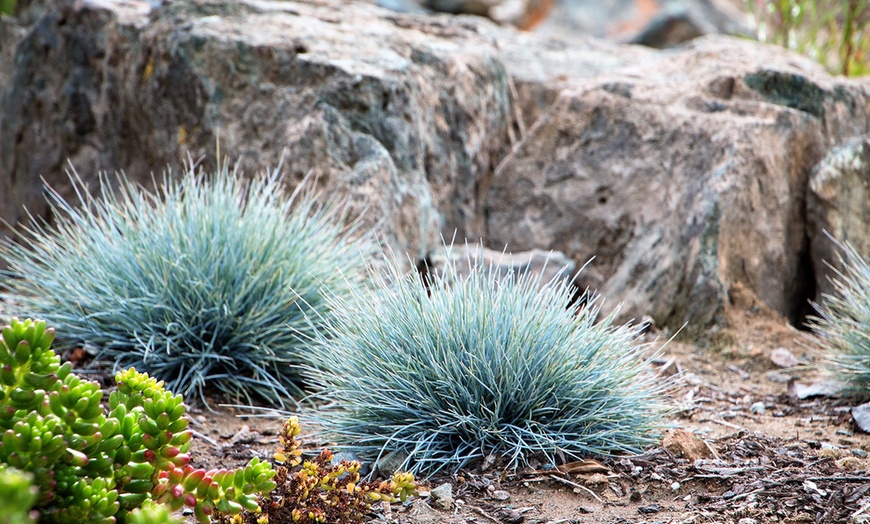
[744,0,870,76]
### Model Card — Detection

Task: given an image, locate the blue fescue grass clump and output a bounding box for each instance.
[305,250,670,475]
[808,241,870,395]
[0,161,370,406]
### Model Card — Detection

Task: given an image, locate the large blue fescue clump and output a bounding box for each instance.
[1,162,369,406]
[307,251,669,475]
[808,240,870,395]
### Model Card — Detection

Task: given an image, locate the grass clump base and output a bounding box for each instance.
[0,161,369,406]
[214,417,417,524]
[807,241,870,395]
[305,250,670,475]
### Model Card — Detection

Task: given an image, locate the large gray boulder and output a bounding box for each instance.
[0,0,519,263]
[486,36,870,333]
[4,0,870,337]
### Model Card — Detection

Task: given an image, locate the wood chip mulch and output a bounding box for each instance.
[602,432,868,524]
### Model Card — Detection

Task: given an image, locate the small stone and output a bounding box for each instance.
[764,371,792,383]
[803,479,827,497]
[374,450,409,475]
[851,402,870,433]
[430,483,454,510]
[662,428,713,461]
[408,499,442,521]
[770,347,799,368]
[788,380,845,399]
[638,504,662,514]
[584,473,609,486]
[750,402,766,415]
[493,507,523,524]
[738,518,758,524]
[671,481,681,491]
[837,457,863,470]
[491,490,510,501]
[818,448,840,459]
[852,449,868,458]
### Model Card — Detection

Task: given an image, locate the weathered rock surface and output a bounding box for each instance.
[493,30,656,129]
[486,36,870,332]
[807,138,870,299]
[428,245,576,289]
[0,0,518,263]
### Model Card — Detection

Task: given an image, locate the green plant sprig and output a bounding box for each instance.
[215,417,417,524]
[745,0,870,76]
[125,501,183,524]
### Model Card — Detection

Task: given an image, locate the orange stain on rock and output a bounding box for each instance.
[519,0,556,31]
[610,0,662,37]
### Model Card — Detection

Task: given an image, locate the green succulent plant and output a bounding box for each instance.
[0,0,15,16]
[304,249,670,475]
[0,317,277,523]
[0,161,371,406]
[808,241,870,394]
[125,501,183,524]
[0,464,38,524]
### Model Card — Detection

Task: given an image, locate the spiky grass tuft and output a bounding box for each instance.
[1,161,370,406]
[808,240,870,395]
[305,249,670,475]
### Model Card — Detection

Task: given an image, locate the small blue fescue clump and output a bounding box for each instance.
[0,161,370,406]
[808,240,870,395]
[306,250,670,475]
